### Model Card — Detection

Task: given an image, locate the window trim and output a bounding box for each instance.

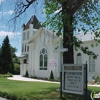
[76,53,82,64]
[39,48,48,70]
[89,55,95,72]
[23,59,27,64]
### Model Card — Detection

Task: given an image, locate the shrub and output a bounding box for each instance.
[14,63,20,75]
[97,82,100,84]
[24,71,29,77]
[0,73,12,78]
[57,78,60,82]
[33,76,37,79]
[9,94,18,100]
[92,75,100,82]
[95,76,100,82]
[43,78,48,80]
[7,72,13,77]
[92,75,96,80]
[49,70,54,80]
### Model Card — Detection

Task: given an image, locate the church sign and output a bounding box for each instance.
[62,64,86,95]
[49,60,57,67]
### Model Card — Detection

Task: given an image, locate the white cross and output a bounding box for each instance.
[54,39,68,72]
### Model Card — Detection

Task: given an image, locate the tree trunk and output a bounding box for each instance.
[62,7,74,64]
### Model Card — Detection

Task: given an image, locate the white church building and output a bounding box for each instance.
[19,15,100,81]
[19,15,59,79]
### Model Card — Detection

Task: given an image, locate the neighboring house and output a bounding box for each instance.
[19,15,100,81]
[74,33,100,81]
[19,15,59,79]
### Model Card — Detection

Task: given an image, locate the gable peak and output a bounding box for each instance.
[22,15,42,30]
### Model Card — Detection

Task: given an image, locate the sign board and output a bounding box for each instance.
[49,60,57,67]
[62,64,86,95]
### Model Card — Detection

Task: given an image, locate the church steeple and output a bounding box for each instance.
[23,15,42,30]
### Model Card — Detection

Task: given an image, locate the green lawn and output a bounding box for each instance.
[64,86,100,100]
[0,78,60,100]
[0,78,100,100]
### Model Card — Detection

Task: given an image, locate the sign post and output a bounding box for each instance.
[54,40,68,98]
[84,61,88,100]
[62,64,86,95]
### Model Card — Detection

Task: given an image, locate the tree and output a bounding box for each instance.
[0,40,20,74]
[10,0,100,64]
[44,0,100,63]
[0,45,2,73]
[0,36,14,74]
[10,46,20,74]
[10,46,20,64]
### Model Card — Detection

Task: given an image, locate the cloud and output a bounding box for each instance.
[0,31,21,37]
[8,10,14,15]
[1,25,7,29]
[15,52,21,56]
[0,0,4,4]
[0,10,14,15]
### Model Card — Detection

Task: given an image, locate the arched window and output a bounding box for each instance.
[89,55,95,72]
[76,53,82,64]
[39,48,48,70]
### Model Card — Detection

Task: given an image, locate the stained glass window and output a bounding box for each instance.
[39,48,48,70]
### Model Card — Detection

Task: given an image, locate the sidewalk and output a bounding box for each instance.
[7,75,100,87]
[7,75,60,84]
[0,97,8,100]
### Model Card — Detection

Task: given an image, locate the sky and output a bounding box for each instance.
[0,0,100,56]
[0,0,45,56]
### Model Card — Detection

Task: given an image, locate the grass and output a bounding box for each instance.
[61,86,100,100]
[0,78,100,100]
[0,73,12,77]
[0,78,60,100]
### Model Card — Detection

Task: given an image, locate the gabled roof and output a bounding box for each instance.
[27,27,58,44]
[75,30,100,42]
[27,28,43,43]
[23,15,42,30]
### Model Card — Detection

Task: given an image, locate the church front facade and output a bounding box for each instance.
[19,15,60,80]
[19,15,100,81]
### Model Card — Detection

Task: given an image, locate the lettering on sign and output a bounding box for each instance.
[49,60,57,67]
[65,72,82,92]
[62,64,86,95]
[64,66,82,70]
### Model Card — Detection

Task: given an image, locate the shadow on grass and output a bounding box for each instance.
[0,87,61,100]
[24,87,61,100]
[1,86,100,100]
[63,90,100,100]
